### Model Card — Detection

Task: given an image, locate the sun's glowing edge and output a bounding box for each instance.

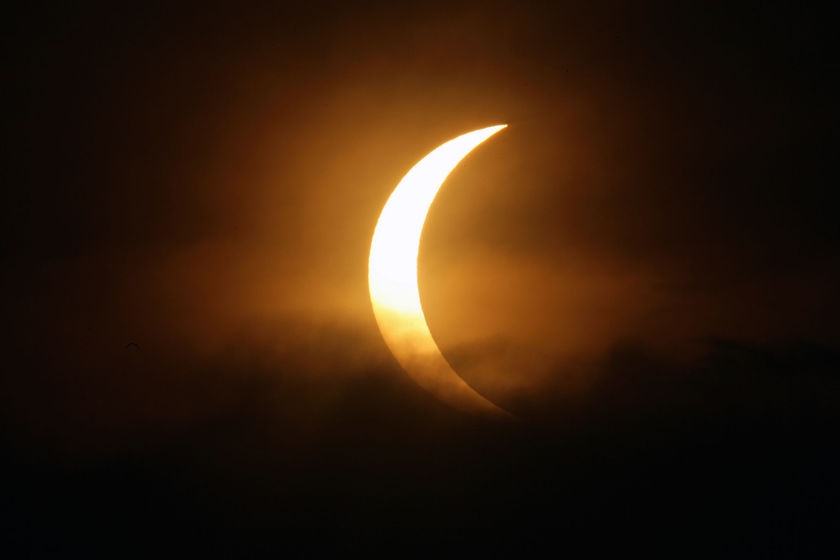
[368,124,510,417]
[369,124,506,314]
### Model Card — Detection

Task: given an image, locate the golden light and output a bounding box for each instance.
[368,125,510,416]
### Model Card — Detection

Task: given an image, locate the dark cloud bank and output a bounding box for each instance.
[3,321,839,555]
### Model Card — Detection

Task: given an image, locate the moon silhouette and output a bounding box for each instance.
[368,125,510,417]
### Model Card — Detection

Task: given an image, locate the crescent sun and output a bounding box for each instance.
[368,124,511,417]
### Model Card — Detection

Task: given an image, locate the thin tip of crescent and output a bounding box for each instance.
[496,407,520,423]
[477,123,507,140]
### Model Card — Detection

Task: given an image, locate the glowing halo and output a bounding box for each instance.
[368,125,510,417]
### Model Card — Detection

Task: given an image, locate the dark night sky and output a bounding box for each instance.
[2,1,839,555]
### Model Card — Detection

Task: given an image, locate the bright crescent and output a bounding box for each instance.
[368,125,510,417]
